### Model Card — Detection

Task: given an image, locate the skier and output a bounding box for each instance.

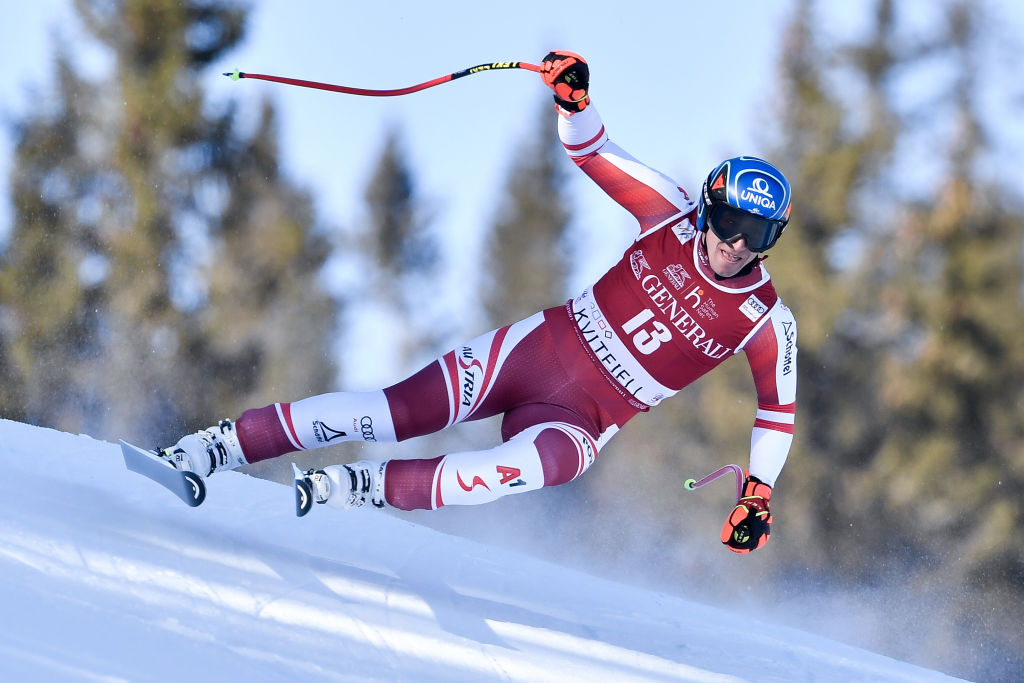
[161,51,796,553]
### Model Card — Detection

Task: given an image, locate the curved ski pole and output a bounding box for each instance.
[223,61,540,98]
[683,464,745,503]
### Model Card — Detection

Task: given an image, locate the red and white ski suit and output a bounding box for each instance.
[234,104,798,511]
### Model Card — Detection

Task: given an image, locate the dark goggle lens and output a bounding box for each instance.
[707,203,782,253]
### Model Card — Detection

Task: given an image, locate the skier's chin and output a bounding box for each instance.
[712,249,751,277]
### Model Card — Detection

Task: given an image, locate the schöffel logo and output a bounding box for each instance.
[313,420,347,443]
[781,321,795,376]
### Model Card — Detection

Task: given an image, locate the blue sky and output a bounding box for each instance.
[0,2,795,264]
[2,1,1021,299]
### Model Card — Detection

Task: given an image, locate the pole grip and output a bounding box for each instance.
[683,464,745,503]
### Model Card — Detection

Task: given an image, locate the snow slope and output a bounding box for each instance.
[0,419,964,682]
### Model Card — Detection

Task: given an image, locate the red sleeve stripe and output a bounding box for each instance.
[465,326,511,418]
[754,419,795,434]
[433,457,447,510]
[561,125,607,154]
[756,407,794,425]
[441,350,460,426]
[276,402,306,450]
[758,402,796,414]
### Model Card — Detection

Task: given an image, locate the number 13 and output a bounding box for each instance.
[621,308,672,355]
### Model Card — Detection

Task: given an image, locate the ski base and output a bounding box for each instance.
[292,463,312,517]
[120,440,206,507]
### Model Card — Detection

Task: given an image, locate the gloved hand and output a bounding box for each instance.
[721,475,773,553]
[540,50,590,112]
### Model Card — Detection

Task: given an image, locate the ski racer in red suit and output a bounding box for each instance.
[161,51,797,553]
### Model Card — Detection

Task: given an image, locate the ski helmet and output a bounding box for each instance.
[695,156,792,253]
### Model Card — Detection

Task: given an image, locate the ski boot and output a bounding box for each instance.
[293,460,387,516]
[159,419,247,478]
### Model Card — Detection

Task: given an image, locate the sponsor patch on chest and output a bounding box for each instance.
[630,249,652,279]
[739,294,768,322]
[662,263,690,290]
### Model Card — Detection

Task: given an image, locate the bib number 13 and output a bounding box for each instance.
[621,308,671,355]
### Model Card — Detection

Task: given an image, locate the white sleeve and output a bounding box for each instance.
[744,302,797,487]
[557,104,609,156]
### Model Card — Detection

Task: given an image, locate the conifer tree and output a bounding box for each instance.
[0,0,337,449]
[752,1,1023,677]
[358,126,437,367]
[482,103,572,327]
[364,128,435,283]
[0,57,105,428]
[854,3,1024,673]
[748,0,908,573]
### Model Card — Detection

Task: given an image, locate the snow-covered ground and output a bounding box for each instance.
[0,418,965,682]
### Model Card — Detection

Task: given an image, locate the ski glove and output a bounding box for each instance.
[721,475,773,553]
[541,50,590,113]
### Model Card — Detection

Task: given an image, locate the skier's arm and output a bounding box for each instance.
[720,304,796,554]
[740,303,797,487]
[558,106,695,235]
[540,51,694,235]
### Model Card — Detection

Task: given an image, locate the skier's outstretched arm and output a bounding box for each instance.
[540,50,695,236]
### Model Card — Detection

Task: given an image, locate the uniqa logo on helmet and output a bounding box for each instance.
[696,156,793,251]
[740,176,779,213]
[734,170,787,217]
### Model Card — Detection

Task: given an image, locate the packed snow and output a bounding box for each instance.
[0,419,965,682]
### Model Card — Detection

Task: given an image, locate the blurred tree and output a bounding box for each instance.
[482,102,572,327]
[363,128,435,282]
[854,2,1024,674]
[0,0,337,450]
[0,58,105,428]
[749,0,1024,678]
[359,126,438,366]
[751,0,908,574]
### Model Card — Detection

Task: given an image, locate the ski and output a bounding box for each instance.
[120,440,206,507]
[292,463,313,517]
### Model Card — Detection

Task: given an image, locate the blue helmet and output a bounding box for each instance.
[695,156,793,253]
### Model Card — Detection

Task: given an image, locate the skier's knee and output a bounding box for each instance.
[533,423,599,487]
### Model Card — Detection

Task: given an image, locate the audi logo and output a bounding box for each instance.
[359,416,377,442]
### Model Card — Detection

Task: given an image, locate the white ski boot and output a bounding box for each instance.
[300,461,387,511]
[159,419,247,478]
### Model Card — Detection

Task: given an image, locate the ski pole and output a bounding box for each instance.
[683,464,745,503]
[223,61,540,98]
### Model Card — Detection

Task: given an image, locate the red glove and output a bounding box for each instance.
[540,50,590,112]
[721,475,773,553]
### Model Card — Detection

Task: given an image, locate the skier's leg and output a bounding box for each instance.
[295,309,641,511]
[235,390,400,460]
[381,407,615,510]
[235,311,547,463]
[160,380,439,477]
[163,313,547,476]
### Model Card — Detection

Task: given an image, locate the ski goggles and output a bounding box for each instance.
[706,202,785,253]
